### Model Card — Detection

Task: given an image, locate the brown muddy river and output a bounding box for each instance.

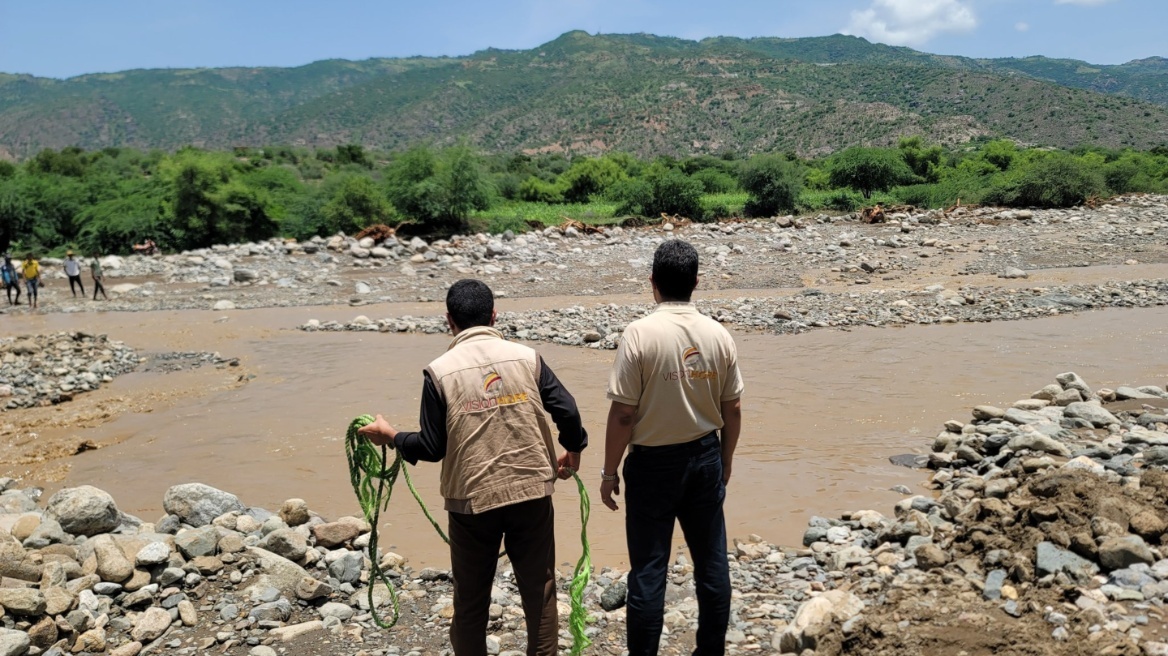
[4,301,1168,569]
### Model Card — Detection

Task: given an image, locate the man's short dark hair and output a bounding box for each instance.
[446,279,495,329]
[652,240,699,301]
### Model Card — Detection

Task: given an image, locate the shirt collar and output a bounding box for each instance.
[448,325,506,350]
[653,301,697,313]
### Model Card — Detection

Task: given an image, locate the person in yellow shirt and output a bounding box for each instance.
[21,254,41,310]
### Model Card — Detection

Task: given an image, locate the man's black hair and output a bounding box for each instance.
[652,239,699,302]
[446,279,495,329]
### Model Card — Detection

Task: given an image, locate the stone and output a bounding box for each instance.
[1099,536,1155,571]
[131,607,172,642]
[0,628,30,656]
[249,599,293,622]
[1053,389,1083,406]
[268,620,324,642]
[328,551,364,585]
[134,541,171,567]
[212,300,236,311]
[1131,510,1168,541]
[110,643,143,656]
[600,581,627,611]
[174,525,220,558]
[1063,455,1106,475]
[233,268,258,283]
[246,547,310,597]
[92,534,134,583]
[44,486,121,537]
[72,627,107,653]
[1007,430,1072,458]
[972,405,1005,421]
[1064,402,1119,428]
[779,590,865,653]
[1004,408,1046,425]
[260,528,307,562]
[190,555,223,574]
[250,648,278,656]
[177,599,197,626]
[43,586,75,615]
[0,588,45,615]
[1001,267,1028,279]
[295,576,332,601]
[318,602,354,622]
[984,569,1007,600]
[163,483,245,527]
[914,544,950,571]
[1117,387,1159,400]
[278,499,310,527]
[311,521,360,548]
[27,616,57,650]
[1036,542,1099,582]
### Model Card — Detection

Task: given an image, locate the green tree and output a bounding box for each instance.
[898,137,943,182]
[559,157,628,202]
[610,165,703,219]
[828,147,917,198]
[738,155,802,216]
[384,144,493,229]
[1010,153,1106,208]
[323,175,394,233]
[518,176,565,203]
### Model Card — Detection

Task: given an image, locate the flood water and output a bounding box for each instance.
[4,300,1168,569]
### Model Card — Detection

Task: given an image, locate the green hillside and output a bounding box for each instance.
[1,32,1166,159]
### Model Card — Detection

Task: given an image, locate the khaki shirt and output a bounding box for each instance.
[607,303,743,446]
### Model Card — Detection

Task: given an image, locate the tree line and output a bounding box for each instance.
[1,138,1166,255]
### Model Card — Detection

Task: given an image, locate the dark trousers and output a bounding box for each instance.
[624,433,730,656]
[4,282,18,304]
[68,274,84,296]
[448,496,558,656]
[92,277,106,300]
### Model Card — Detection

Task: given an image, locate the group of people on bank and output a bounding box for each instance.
[2,251,109,309]
[358,239,743,656]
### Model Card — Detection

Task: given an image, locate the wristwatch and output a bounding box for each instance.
[600,469,619,482]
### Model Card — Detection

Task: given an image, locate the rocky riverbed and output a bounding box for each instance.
[3,194,1167,314]
[1,372,1167,656]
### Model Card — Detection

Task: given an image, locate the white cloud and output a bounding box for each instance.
[1053,0,1118,5]
[1015,21,1030,31]
[844,0,978,47]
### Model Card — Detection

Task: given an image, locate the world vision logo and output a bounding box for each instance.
[464,370,530,413]
[663,346,718,382]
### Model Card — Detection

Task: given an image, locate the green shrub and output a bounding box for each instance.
[739,155,803,217]
[518,176,565,203]
[609,167,703,219]
[486,215,530,235]
[692,169,738,194]
[322,175,395,234]
[559,157,627,202]
[996,153,1106,208]
[384,144,493,230]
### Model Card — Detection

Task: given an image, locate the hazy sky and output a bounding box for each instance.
[0,0,1162,78]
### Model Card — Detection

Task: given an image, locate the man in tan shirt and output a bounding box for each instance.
[601,239,744,656]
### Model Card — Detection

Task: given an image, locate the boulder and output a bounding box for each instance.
[1036,541,1099,582]
[1099,536,1155,571]
[0,628,30,656]
[44,486,120,537]
[311,521,360,548]
[318,602,354,622]
[778,590,864,653]
[134,541,172,568]
[0,588,45,616]
[246,547,310,598]
[131,607,172,642]
[92,534,133,583]
[259,529,307,562]
[1063,402,1119,428]
[328,551,364,585]
[278,499,310,527]
[174,525,220,559]
[163,484,244,527]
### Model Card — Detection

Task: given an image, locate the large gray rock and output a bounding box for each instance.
[318,602,354,622]
[163,483,244,527]
[1057,372,1095,400]
[1064,402,1120,428]
[1007,429,1072,458]
[1116,387,1159,400]
[778,590,865,653]
[92,534,134,583]
[260,529,307,562]
[328,551,364,585]
[0,627,30,656]
[249,599,293,622]
[246,547,310,598]
[0,588,45,616]
[600,581,627,611]
[1004,408,1046,425]
[1099,536,1155,571]
[1036,541,1099,582]
[43,486,120,537]
[175,526,220,559]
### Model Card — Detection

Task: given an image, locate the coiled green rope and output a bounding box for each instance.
[345,415,593,654]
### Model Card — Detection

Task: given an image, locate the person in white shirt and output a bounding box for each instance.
[63,251,85,298]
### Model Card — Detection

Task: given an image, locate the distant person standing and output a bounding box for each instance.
[600,239,744,656]
[64,251,85,298]
[21,254,41,310]
[1,254,20,306]
[90,254,108,300]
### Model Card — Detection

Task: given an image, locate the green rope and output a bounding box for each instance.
[345,415,593,654]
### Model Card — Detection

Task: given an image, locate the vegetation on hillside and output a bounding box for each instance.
[3,139,1168,256]
[1,33,1167,159]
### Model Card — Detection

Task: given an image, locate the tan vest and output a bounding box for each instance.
[426,326,557,514]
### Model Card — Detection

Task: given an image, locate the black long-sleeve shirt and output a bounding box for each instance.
[393,359,587,464]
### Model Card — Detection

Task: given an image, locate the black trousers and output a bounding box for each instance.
[624,433,731,656]
[448,496,558,656]
[68,274,84,296]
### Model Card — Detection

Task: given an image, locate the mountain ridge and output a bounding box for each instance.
[1,32,1166,159]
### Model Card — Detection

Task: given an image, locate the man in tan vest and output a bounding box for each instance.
[359,279,588,656]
